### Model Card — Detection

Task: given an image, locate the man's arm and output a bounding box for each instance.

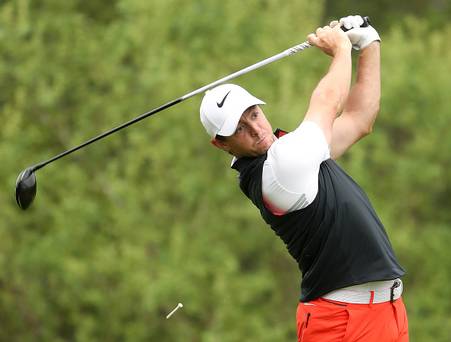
[330,17,381,159]
[330,42,380,159]
[304,25,353,145]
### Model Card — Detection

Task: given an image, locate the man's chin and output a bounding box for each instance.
[257,138,273,152]
[252,146,271,157]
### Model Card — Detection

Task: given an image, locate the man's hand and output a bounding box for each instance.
[307,24,352,57]
[331,15,380,51]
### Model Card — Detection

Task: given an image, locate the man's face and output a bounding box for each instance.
[213,105,275,158]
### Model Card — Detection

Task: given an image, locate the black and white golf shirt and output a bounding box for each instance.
[231,121,405,302]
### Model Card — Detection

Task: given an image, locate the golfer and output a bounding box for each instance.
[200,15,408,342]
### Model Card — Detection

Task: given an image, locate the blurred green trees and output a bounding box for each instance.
[1,0,450,341]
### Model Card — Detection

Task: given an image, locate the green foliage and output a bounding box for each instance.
[0,1,450,341]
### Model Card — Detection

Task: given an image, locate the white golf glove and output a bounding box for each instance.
[339,15,380,50]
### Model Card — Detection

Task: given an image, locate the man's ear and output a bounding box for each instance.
[211,138,230,152]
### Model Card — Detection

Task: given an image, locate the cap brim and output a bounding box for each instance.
[216,99,265,137]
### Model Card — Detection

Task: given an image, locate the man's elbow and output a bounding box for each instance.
[361,105,380,136]
[363,118,375,135]
[361,125,373,137]
[312,87,348,114]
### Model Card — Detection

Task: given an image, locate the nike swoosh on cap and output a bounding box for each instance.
[217,90,231,108]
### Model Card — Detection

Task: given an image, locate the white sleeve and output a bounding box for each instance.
[262,121,330,214]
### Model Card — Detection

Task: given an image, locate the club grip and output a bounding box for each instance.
[341,16,371,32]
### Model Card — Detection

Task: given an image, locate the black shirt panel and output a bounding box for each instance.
[233,154,405,302]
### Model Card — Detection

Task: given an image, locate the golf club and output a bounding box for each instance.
[15,17,370,210]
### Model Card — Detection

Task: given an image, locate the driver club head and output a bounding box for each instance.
[15,167,37,210]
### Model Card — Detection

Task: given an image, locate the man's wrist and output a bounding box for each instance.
[360,40,380,52]
[335,46,352,60]
[333,41,353,55]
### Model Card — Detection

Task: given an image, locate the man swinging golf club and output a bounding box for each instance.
[200,15,408,341]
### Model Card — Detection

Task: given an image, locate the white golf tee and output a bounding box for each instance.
[166,303,183,319]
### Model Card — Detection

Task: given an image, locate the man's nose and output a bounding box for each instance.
[248,123,262,137]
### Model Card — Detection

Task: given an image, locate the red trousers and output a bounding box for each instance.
[296,297,409,342]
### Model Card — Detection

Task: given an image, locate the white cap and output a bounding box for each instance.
[200,84,265,138]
